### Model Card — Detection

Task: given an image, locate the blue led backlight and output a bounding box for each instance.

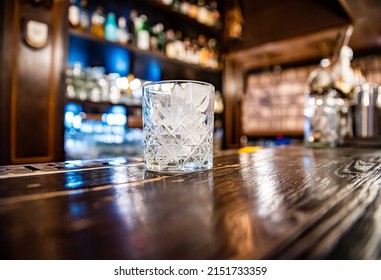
[68,36,89,66]
[108,105,126,115]
[102,46,130,76]
[145,60,161,81]
[65,103,82,114]
[68,35,131,76]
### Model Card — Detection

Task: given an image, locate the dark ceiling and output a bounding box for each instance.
[228,0,381,70]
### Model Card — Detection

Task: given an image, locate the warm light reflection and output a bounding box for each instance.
[221,205,255,259]
[239,150,286,230]
[212,178,255,259]
[253,160,283,218]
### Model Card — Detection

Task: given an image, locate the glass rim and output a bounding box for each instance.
[143,80,214,89]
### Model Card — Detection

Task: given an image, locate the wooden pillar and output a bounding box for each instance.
[223,56,244,149]
[0,0,67,164]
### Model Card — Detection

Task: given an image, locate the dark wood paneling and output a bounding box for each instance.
[339,0,381,50]
[15,3,52,158]
[1,0,67,164]
[0,1,13,165]
[223,58,243,149]
[230,0,351,52]
[0,1,3,163]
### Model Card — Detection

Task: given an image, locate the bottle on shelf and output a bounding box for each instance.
[73,64,87,101]
[86,67,102,102]
[99,71,110,102]
[198,34,208,67]
[136,15,150,50]
[227,1,244,39]
[108,73,122,103]
[105,13,118,42]
[162,0,173,5]
[179,0,190,15]
[116,16,128,44]
[128,10,138,44]
[150,23,165,52]
[91,6,106,38]
[165,29,176,58]
[207,38,219,69]
[65,64,146,107]
[197,0,209,25]
[79,0,90,32]
[175,31,186,60]
[156,24,166,52]
[191,38,200,65]
[172,0,181,11]
[184,37,193,63]
[68,0,80,28]
[209,0,220,26]
[65,65,76,99]
[188,0,199,19]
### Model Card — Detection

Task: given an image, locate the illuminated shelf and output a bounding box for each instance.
[65,98,142,109]
[69,29,222,74]
[142,0,223,33]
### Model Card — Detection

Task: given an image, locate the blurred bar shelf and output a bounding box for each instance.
[69,29,223,74]
[65,97,142,109]
[142,0,223,34]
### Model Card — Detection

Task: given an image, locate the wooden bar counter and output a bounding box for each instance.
[0,146,380,260]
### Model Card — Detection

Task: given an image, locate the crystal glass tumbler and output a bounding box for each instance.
[142,80,214,172]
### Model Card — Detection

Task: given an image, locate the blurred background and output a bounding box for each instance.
[1,0,381,164]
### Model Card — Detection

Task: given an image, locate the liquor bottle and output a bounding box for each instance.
[180,0,190,15]
[197,0,209,25]
[162,0,173,5]
[184,37,193,63]
[165,29,176,58]
[136,15,150,50]
[207,38,219,69]
[204,0,214,26]
[151,23,165,52]
[198,34,208,67]
[105,13,118,42]
[210,1,220,26]
[68,0,80,28]
[227,1,244,39]
[188,0,199,19]
[79,0,90,32]
[116,17,128,44]
[172,0,181,11]
[91,7,106,38]
[191,39,200,64]
[128,10,138,44]
[175,31,186,60]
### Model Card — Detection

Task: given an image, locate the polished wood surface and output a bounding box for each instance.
[0,146,380,260]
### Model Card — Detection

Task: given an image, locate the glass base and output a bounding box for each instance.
[144,161,213,173]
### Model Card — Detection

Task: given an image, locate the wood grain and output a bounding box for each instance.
[0,146,380,259]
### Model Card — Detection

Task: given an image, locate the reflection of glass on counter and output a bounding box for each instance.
[64,103,143,160]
